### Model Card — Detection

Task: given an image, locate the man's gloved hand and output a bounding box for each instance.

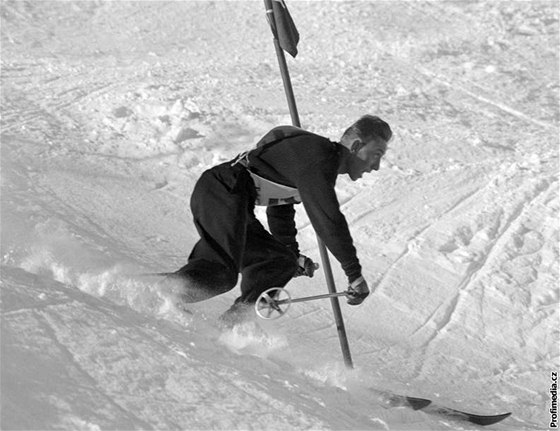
[294,254,319,278]
[346,276,370,305]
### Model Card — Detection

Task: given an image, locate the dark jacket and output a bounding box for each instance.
[246,126,362,282]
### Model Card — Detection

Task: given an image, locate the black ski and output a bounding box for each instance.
[387,392,511,426]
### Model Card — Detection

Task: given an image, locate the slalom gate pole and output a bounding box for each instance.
[262,0,354,369]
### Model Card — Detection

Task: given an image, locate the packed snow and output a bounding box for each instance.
[1,1,558,430]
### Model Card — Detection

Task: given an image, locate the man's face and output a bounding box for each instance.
[347,137,388,181]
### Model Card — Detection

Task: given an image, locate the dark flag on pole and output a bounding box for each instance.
[270,0,299,57]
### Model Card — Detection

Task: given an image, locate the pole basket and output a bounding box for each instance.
[255,287,292,319]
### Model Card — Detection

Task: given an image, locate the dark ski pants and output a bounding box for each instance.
[175,162,298,304]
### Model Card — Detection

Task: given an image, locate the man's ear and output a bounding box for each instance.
[350,139,365,154]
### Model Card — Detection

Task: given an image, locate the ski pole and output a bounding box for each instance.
[255,288,351,320]
[275,291,348,305]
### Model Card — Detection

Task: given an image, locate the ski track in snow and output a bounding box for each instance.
[410,176,556,379]
[415,65,557,131]
[1,1,558,430]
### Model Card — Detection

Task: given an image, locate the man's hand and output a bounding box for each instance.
[294,255,319,278]
[346,276,370,305]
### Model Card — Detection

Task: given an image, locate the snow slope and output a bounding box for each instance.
[1,1,558,430]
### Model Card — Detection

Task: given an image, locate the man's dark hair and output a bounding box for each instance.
[342,115,392,143]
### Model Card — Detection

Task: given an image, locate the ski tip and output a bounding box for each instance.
[467,411,512,426]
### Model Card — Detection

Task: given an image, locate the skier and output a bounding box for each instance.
[171,115,392,325]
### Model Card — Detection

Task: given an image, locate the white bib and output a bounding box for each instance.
[248,171,301,206]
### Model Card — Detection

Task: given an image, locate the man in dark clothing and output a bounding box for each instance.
[172,115,392,325]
